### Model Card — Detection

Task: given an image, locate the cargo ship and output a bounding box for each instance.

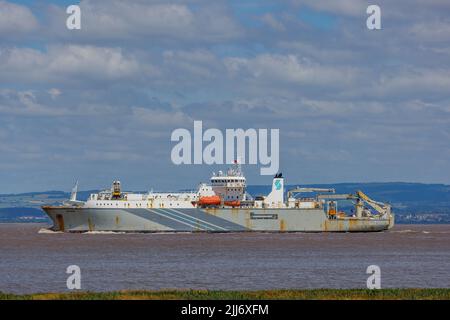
[42,162,394,232]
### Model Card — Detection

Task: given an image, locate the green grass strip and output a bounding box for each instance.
[1,288,449,300]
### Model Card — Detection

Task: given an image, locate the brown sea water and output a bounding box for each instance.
[0,223,449,294]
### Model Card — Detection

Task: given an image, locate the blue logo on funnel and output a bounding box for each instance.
[274,179,281,190]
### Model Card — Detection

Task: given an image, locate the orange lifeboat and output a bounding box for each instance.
[198,195,221,206]
[224,200,240,207]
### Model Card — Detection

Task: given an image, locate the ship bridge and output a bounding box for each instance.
[209,161,247,203]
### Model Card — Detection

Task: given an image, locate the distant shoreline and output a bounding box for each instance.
[2,182,450,224]
[1,289,449,300]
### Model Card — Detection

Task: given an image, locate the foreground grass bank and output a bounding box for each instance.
[1,289,449,300]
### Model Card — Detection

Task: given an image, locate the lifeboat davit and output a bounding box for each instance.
[198,195,221,206]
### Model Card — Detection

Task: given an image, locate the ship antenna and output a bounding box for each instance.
[235,157,242,176]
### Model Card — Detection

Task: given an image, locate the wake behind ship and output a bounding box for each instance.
[42,163,394,233]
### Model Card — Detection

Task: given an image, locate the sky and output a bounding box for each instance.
[1,0,450,193]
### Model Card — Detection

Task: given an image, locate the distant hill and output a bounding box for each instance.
[1,182,449,223]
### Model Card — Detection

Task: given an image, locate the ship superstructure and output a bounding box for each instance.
[42,163,394,232]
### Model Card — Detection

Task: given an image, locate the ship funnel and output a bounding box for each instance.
[264,174,284,207]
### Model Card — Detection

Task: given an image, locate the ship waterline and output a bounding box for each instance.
[42,163,394,233]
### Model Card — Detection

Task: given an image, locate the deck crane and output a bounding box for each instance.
[316,190,392,219]
[287,187,335,199]
[355,190,391,218]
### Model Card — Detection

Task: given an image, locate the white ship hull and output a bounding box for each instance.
[43,206,394,233]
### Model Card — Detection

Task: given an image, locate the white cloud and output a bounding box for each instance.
[46,0,243,43]
[0,45,156,84]
[278,41,358,63]
[260,14,286,32]
[163,49,222,80]
[224,54,359,87]
[48,88,62,99]
[82,1,195,38]
[409,20,450,42]
[291,0,450,22]
[0,88,195,128]
[132,106,192,126]
[372,69,450,97]
[47,45,143,79]
[291,0,366,17]
[0,90,68,116]
[0,1,38,35]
